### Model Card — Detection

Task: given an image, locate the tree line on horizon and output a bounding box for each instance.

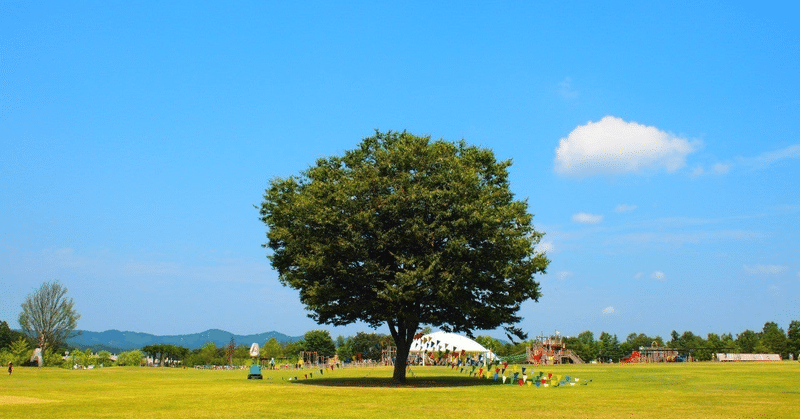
[4,320,799,367]
[477,321,800,363]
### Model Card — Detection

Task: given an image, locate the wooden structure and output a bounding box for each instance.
[381,346,397,366]
[526,335,584,365]
[622,342,682,363]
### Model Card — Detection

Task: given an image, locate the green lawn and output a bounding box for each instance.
[1,362,799,418]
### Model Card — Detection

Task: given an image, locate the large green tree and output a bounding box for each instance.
[259,131,548,382]
[18,281,80,355]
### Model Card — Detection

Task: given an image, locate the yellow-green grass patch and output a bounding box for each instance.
[1,362,798,418]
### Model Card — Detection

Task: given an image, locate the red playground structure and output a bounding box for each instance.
[526,335,584,365]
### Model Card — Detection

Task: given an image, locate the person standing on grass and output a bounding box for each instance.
[8,362,12,375]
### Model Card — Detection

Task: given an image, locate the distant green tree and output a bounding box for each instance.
[164,345,189,366]
[43,348,65,367]
[474,336,502,354]
[9,337,31,366]
[185,342,224,366]
[669,330,680,347]
[492,342,513,357]
[705,333,734,359]
[598,332,622,362]
[576,331,598,362]
[97,350,112,366]
[282,341,303,362]
[760,322,787,357]
[563,336,583,357]
[117,350,144,367]
[142,344,162,366]
[621,333,659,358]
[752,341,770,354]
[0,320,27,350]
[233,345,250,366]
[303,330,336,358]
[787,320,800,360]
[199,342,222,365]
[262,337,283,360]
[68,348,88,367]
[348,332,386,361]
[335,336,352,361]
[719,333,737,352]
[736,330,759,353]
[0,349,12,366]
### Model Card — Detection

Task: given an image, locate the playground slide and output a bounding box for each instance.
[621,351,640,364]
[564,350,585,364]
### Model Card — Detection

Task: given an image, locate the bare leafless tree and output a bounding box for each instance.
[19,281,80,354]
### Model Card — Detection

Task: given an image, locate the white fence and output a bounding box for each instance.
[716,353,781,362]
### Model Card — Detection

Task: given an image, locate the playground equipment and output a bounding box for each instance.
[622,341,684,363]
[620,351,641,364]
[381,346,397,366]
[526,335,584,365]
[247,343,262,379]
[301,351,331,366]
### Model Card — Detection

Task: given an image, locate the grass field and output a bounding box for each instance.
[2,362,799,418]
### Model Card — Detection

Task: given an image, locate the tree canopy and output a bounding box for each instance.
[302,330,336,358]
[18,281,80,356]
[259,131,549,381]
[0,321,26,350]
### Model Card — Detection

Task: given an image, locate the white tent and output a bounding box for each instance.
[409,331,495,365]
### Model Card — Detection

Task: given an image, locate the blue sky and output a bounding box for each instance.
[2,1,798,341]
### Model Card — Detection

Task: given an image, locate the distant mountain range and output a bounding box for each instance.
[66,329,302,353]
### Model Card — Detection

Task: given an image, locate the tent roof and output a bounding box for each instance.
[409,331,490,353]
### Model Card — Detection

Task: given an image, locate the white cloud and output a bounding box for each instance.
[555,116,697,176]
[573,212,604,224]
[651,271,666,281]
[690,163,731,177]
[743,265,787,275]
[606,229,767,247]
[614,204,637,213]
[602,306,615,315]
[557,77,579,99]
[634,272,644,279]
[537,240,554,255]
[712,163,731,174]
[557,271,573,281]
[753,144,800,167]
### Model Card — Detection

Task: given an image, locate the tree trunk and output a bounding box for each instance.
[388,319,418,383]
[393,341,411,382]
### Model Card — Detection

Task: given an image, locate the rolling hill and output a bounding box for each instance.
[66,329,301,353]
